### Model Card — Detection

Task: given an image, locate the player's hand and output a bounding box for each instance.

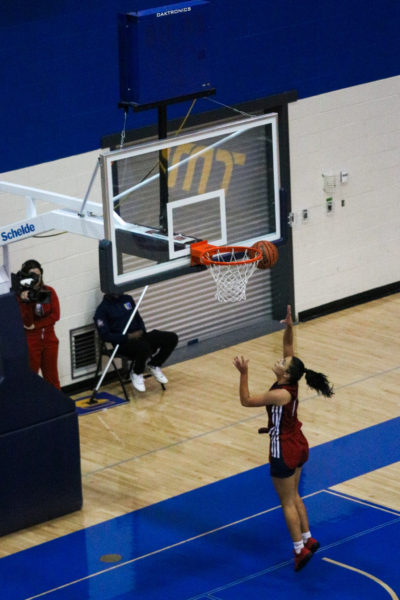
[233,355,249,374]
[280,304,293,327]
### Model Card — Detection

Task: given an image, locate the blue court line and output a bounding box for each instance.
[1,416,399,600]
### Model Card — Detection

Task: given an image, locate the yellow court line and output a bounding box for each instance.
[323,557,398,600]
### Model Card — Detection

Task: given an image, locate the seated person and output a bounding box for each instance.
[94,293,178,392]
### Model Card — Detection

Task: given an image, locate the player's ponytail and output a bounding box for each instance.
[287,356,334,398]
[304,368,334,398]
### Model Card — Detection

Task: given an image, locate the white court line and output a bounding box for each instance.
[95,414,124,445]
[24,489,400,599]
[325,488,400,517]
[184,489,400,600]
[24,483,400,598]
[24,491,323,599]
[187,515,400,600]
[186,503,400,600]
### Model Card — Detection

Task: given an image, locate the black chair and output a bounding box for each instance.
[94,340,166,400]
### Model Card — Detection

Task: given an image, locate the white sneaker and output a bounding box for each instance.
[147,365,168,384]
[130,372,146,392]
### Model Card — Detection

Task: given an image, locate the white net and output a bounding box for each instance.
[205,248,260,303]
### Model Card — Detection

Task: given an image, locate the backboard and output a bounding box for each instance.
[99,112,282,292]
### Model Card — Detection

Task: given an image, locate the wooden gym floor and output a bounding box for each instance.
[0,294,399,598]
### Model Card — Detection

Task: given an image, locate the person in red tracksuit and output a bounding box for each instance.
[17,259,61,389]
[233,305,334,572]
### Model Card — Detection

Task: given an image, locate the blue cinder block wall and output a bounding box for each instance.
[1,0,399,173]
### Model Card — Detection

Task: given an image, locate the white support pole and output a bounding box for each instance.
[78,161,100,216]
[0,246,10,295]
[89,285,149,403]
[0,181,103,216]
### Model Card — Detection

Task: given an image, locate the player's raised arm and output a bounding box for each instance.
[233,355,290,407]
[280,304,294,357]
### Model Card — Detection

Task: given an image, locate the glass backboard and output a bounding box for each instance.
[99,113,281,290]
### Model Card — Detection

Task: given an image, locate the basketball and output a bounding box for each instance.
[252,240,279,269]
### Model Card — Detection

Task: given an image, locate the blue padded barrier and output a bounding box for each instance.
[0,293,82,536]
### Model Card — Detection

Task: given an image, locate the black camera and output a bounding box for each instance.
[11,271,51,303]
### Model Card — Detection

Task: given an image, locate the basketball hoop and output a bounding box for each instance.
[190,241,262,303]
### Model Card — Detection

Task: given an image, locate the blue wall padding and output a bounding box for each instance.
[0,292,29,377]
[0,293,82,535]
[0,414,82,536]
[0,293,75,433]
[0,0,399,172]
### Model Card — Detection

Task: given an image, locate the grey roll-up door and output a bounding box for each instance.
[129,267,274,347]
[111,113,284,345]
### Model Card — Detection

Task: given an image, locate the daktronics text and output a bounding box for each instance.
[157,7,191,17]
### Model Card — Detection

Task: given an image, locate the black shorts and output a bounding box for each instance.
[269,430,309,478]
[269,455,306,479]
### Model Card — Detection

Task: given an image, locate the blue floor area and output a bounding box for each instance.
[2,417,399,600]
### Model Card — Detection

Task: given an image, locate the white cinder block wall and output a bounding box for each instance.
[289,76,400,313]
[1,151,102,388]
[1,76,399,386]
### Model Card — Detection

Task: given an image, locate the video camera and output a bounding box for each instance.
[11,271,51,303]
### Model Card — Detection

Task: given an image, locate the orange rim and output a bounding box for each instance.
[201,246,262,266]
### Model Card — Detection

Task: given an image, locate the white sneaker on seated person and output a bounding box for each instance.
[146,365,168,384]
[130,371,146,392]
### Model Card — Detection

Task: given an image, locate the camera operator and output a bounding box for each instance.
[16,259,61,389]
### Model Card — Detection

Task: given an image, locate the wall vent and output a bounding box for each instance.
[70,324,99,379]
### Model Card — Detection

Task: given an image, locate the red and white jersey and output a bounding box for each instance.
[266,382,303,459]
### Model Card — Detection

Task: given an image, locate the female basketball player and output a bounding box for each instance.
[233,305,333,572]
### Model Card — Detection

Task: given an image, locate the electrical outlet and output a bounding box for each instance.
[302,209,308,221]
[326,197,333,213]
[341,199,345,207]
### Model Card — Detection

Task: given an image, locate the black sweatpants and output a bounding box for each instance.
[118,329,178,375]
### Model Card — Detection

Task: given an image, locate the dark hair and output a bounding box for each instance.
[21,259,43,275]
[287,356,334,398]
